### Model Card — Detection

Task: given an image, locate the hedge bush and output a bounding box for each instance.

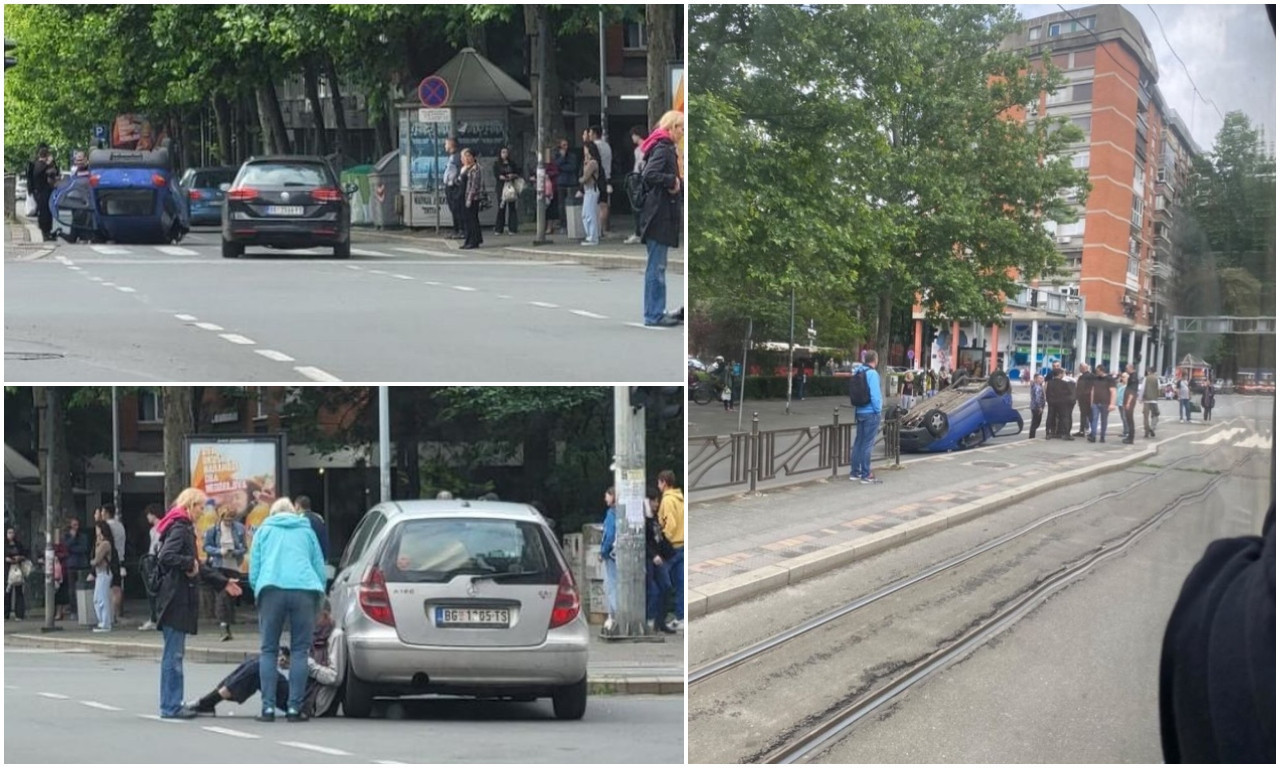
[740,376,851,400]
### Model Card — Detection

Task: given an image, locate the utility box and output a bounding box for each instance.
[563,199,584,240]
[582,523,606,625]
[76,572,94,626]
[368,151,400,229]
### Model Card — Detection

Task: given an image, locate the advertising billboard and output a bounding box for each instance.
[111,114,167,151]
[184,435,287,573]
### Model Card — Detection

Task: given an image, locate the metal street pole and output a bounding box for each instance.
[786,286,796,415]
[598,12,608,139]
[111,387,121,517]
[737,319,753,433]
[610,387,648,637]
[533,10,549,245]
[41,388,61,633]
[378,386,391,503]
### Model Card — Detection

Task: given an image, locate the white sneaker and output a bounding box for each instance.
[623,234,641,244]
[669,619,683,632]
[603,617,616,632]
[92,627,111,633]
[138,620,156,631]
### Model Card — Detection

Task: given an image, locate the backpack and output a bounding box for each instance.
[140,553,161,596]
[624,169,647,213]
[849,367,872,407]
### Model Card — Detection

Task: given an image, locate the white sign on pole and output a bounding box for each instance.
[620,468,647,528]
[418,108,451,124]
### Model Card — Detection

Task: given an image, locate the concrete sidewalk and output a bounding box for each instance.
[4,599,683,695]
[688,420,1217,619]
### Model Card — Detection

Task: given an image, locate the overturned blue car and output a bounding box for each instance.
[897,371,1024,452]
[51,146,189,244]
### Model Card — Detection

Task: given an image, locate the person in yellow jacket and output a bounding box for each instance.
[657,470,685,631]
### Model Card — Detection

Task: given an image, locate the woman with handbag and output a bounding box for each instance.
[5,526,29,620]
[89,520,120,632]
[578,141,602,246]
[493,146,521,235]
[637,110,685,326]
[460,148,485,250]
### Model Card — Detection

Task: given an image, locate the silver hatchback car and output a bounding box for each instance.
[330,500,590,719]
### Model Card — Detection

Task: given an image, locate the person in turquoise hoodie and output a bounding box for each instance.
[249,497,326,722]
[849,350,884,484]
[599,487,618,632]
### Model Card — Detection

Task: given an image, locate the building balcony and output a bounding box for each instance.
[1150,260,1173,280]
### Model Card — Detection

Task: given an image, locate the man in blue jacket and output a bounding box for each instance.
[849,350,884,485]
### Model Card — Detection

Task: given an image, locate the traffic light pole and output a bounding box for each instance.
[608,387,650,639]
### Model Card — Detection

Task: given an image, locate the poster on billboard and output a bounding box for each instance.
[111,114,167,151]
[184,435,287,573]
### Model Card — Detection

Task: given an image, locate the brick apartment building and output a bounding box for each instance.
[912,5,1199,377]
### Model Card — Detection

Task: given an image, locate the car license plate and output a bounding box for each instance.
[266,205,304,216]
[435,607,511,627]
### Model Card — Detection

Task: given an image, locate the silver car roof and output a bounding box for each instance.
[371,500,548,525]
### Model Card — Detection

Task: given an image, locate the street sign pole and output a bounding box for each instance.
[610,387,649,639]
[533,11,550,246]
[378,387,391,503]
[112,387,121,516]
[786,286,796,415]
[41,388,61,633]
[738,319,753,433]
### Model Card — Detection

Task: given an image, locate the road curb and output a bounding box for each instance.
[688,444,1160,620]
[3,633,683,695]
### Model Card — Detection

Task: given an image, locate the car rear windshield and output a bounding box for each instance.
[237,163,330,188]
[192,169,236,188]
[380,518,559,585]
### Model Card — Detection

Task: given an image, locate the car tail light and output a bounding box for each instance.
[227,187,259,202]
[548,571,580,629]
[311,187,343,202]
[151,173,167,187]
[358,565,396,627]
[188,190,203,201]
[89,174,100,187]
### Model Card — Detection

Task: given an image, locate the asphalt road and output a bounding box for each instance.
[3,649,684,764]
[4,229,684,382]
[688,396,1273,763]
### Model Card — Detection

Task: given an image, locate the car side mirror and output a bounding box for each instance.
[219,183,231,192]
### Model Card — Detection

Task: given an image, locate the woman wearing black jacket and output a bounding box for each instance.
[644,488,676,634]
[154,488,243,719]
[637,110,684,327]
[5,527,29,620]
[493,146,521,235]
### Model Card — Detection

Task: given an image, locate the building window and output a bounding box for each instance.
[622,21,647,50]
[1058,219,1085,238]
[1073,48,1096,68]
[1028,26,1041,41]
[1157,166,1166,183]
[1048,16,1094,37]
[1071,82,1093,102]
[1047,87,1069,106]
[1071,115,1091,139]
[1133,163,1145,193]
[1051,52,1070,69]
[1155,195,1167,211]
[138,388,163,424]
[1072,150,1090,169]
[1048,23,1061,37]
[254,387,269,420]
[1127,256,1140,277]
[1131,195,1144,227]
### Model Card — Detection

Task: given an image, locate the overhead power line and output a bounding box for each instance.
[1144,4,1225,123]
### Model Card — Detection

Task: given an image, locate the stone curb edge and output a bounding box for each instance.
[687,444,1160,619]
[2,633,683,695]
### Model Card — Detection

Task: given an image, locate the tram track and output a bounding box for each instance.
[688,423,1264,764]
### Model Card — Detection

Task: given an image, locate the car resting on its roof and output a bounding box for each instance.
[896,371,1023,452]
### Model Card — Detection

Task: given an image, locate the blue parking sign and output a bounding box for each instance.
[93,124,107,141]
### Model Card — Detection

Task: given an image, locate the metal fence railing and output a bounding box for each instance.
[690,408,901,494]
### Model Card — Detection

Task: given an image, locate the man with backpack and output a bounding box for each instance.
[849,350,884,485]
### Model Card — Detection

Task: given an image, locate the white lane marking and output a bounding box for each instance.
[626,322,666,331]
[38,692,69,700]
[175,314,198,322]
[219,334,256,345]
[1192,427,1246,445]
[570,310,608,319]
[80,700,122,711]
[137,714,183,724]
[156,246,199,256]
[530,301,559,308]
[203,726,260,739]
[422,280,442,286]
[294,366,342,383]
[352,248,392,257]
[90,245,131,255]
[369,269,389,275]
[345,265,363,271]
[90,277,104,282]
[116,286,136,293]
[68,266,82,271]
[1235,433,1273,449]
[193,322,224,332]
[255,349,295,362]
[5,684,17,689]
[391,274,413,280]
[102,282,117,288]
[394,247,433,254]
[56,255,70,264]
[278,741,351,757]
[452,285,477,292]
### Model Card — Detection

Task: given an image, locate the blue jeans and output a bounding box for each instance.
[581,187,600,244]
[646,559,672,624]
[850,411,881,479]
[92,570,113,630]
[159,625,187,717]
[257,587,318,714]
[603,557,618,617]
[644,240,669,324]
[1179,398,1191,421]
[1090,403,1110,439]
[660,547,684,621]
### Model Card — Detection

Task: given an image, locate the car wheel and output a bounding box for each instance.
[988,370,1011,396]
[333,241,350,259]
[923,409,949,438]
[342,655,374,719]
[221,239,243,259]
[551,677,588,720]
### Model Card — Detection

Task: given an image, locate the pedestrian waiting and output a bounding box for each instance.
[249,497,327,722]
[5,526,30,620]
[644,487,676,634]
[202,505,246,642]
[89,520,120,632]
[657,471,685,632]
[599,487,619,633]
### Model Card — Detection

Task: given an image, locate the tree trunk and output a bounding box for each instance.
[261,80,293,155]
[163,387,194,507]
[526,5,561,158]
[393,394,422,500]
[323,57,350,159]
[212,93,233,165]
[645,4,676,127]
[254,88,276,155]
[876,286,895,398]
[303,60,330,157]
[35,387,74,550]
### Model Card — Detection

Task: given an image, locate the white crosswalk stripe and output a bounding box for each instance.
[90,245,131,255]
[155,246,199,256]
[1235,433,1273,450]
[352,248,392,257]
[1192,427,1247,445]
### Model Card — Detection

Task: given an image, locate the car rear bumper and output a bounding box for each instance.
[347,619,589,690]
[223,221,348,247]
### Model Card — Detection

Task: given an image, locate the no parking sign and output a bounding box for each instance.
[418,75,450,108]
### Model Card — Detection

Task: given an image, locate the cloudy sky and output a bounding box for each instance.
[1016,4,1276,154]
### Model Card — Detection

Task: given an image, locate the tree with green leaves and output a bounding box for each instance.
[689,4,1089,377]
